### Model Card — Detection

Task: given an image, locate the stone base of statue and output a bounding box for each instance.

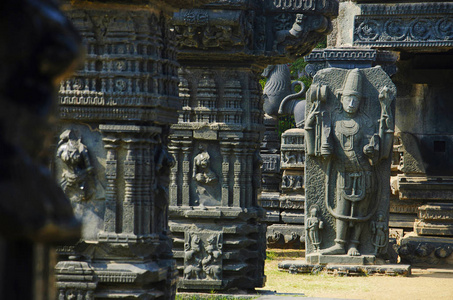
[278,260,411,276]
[306,253,376,265]
[169,206,266,291]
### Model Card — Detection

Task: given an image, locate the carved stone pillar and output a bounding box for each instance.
[168,0,339,291]
[53,0,211,298]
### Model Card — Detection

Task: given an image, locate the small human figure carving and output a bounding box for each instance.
[306,207,323,252]
[155,139,176,236]
[57,129,94,201]
[193,144,217,185]
[202,234,222,280]
[371,213,388,255]
[184,234,203,280]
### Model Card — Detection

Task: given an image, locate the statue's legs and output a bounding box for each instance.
[347,197,370,256]
[321,197,349,255]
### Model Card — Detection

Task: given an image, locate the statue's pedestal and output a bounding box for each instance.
[306,254,376,265]
[278,260,411,276]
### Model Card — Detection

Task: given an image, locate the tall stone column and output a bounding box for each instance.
[54,1,211,298]
[169,0,339,291]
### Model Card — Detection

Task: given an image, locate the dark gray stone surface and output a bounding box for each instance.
[169,0,339,291]
[54,1,201,298]
[304,67,396,263]
[397,232,453,266]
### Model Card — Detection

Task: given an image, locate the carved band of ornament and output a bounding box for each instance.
[99,124,162,134]
[61,96,174,107]
[419,212,453,220]
[96,272,137,283]
[173,9,240,27]
[206,0,246,7]
[268,0,339,16]
[354,16,453,47]
[360,3,453,16]
[60,108,177,123]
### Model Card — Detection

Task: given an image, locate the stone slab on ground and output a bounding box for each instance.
[306,253,376,265]
[398,232,453,265]
[278,260,411,276]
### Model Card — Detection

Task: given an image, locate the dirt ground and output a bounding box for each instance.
[257,252,453,300]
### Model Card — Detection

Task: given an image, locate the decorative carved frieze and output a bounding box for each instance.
[304,48,397,78]
[353,3,453,50]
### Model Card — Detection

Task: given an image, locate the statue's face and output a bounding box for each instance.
[342,94,360,115]
[310,208,317,217]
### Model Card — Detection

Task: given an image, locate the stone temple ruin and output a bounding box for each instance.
[168,0,338,291]
[276,0,453,275]
[50,0,338,298]
[2,0,453,299]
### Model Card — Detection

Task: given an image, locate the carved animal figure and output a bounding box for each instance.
[262,64,292,117]
[262,64,306,127]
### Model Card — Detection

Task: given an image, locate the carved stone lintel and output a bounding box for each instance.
[353,3,453,51]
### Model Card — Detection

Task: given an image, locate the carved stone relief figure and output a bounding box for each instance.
[184,234,203,280]
[184,231,223,281]
[306,206,323,252]
[202,234,223,280]
[193,143,218,206]
[155,137,176,236]
[283,151,297,164]
[57,129,94,202]
[305,68,395,256]
[371,213,388,256]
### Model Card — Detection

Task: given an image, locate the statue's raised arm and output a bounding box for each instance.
[378,86,395,161]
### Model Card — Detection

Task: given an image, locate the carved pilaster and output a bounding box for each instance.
[168,143,180,206]
[220,144,231,207]
[233,147,242,208]
[182,145,192,206]
[123,145,136,234]
[104,144,118,233]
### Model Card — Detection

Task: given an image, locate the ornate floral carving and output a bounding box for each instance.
[354,3,453,49]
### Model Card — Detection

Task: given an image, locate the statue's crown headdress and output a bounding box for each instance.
[342,68,362,97]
